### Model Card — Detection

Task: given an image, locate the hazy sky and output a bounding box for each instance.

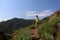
[0,0,60,21]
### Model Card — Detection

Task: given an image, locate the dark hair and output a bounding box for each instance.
[36,15,38,17]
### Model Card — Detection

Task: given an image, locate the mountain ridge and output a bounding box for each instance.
[0,18,35,34]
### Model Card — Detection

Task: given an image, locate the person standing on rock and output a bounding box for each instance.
[29,15,40,40]
[35,15,39,27]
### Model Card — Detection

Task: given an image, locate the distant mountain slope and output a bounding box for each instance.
[0,18,35,34]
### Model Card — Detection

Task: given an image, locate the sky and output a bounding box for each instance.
[0,0,60,21]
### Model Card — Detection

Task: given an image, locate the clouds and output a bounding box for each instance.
[0,18,9,22]
[25,9,53,18]
[0,9,54,22]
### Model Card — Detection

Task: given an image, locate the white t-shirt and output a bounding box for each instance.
[36,17,39,22]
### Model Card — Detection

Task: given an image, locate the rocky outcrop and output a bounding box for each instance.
[56,23,60,40]
[53,23,60,40]
[49,10,60,22]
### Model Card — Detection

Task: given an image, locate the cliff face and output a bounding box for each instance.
[49,10,60,22]
[56,23,60,40]
[49,10,60,40]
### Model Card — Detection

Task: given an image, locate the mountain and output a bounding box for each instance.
[0,18,35,34]
[0,10,60,40]
[13,10,60,40]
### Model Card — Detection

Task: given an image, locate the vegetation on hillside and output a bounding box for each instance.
[0,10,60,40]
[14,10,60,40]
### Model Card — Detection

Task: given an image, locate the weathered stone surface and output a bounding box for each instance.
[53,23,60,40]
[56,23,60,40]
[29,27,39,38]
[49,10,60,22]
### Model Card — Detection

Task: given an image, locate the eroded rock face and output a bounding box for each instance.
[49,14,57,22]
[49,10,60,22]
[56,23,60,40]
[29,27,40,40]
[53,23,60,40]
[29,27,39,37]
